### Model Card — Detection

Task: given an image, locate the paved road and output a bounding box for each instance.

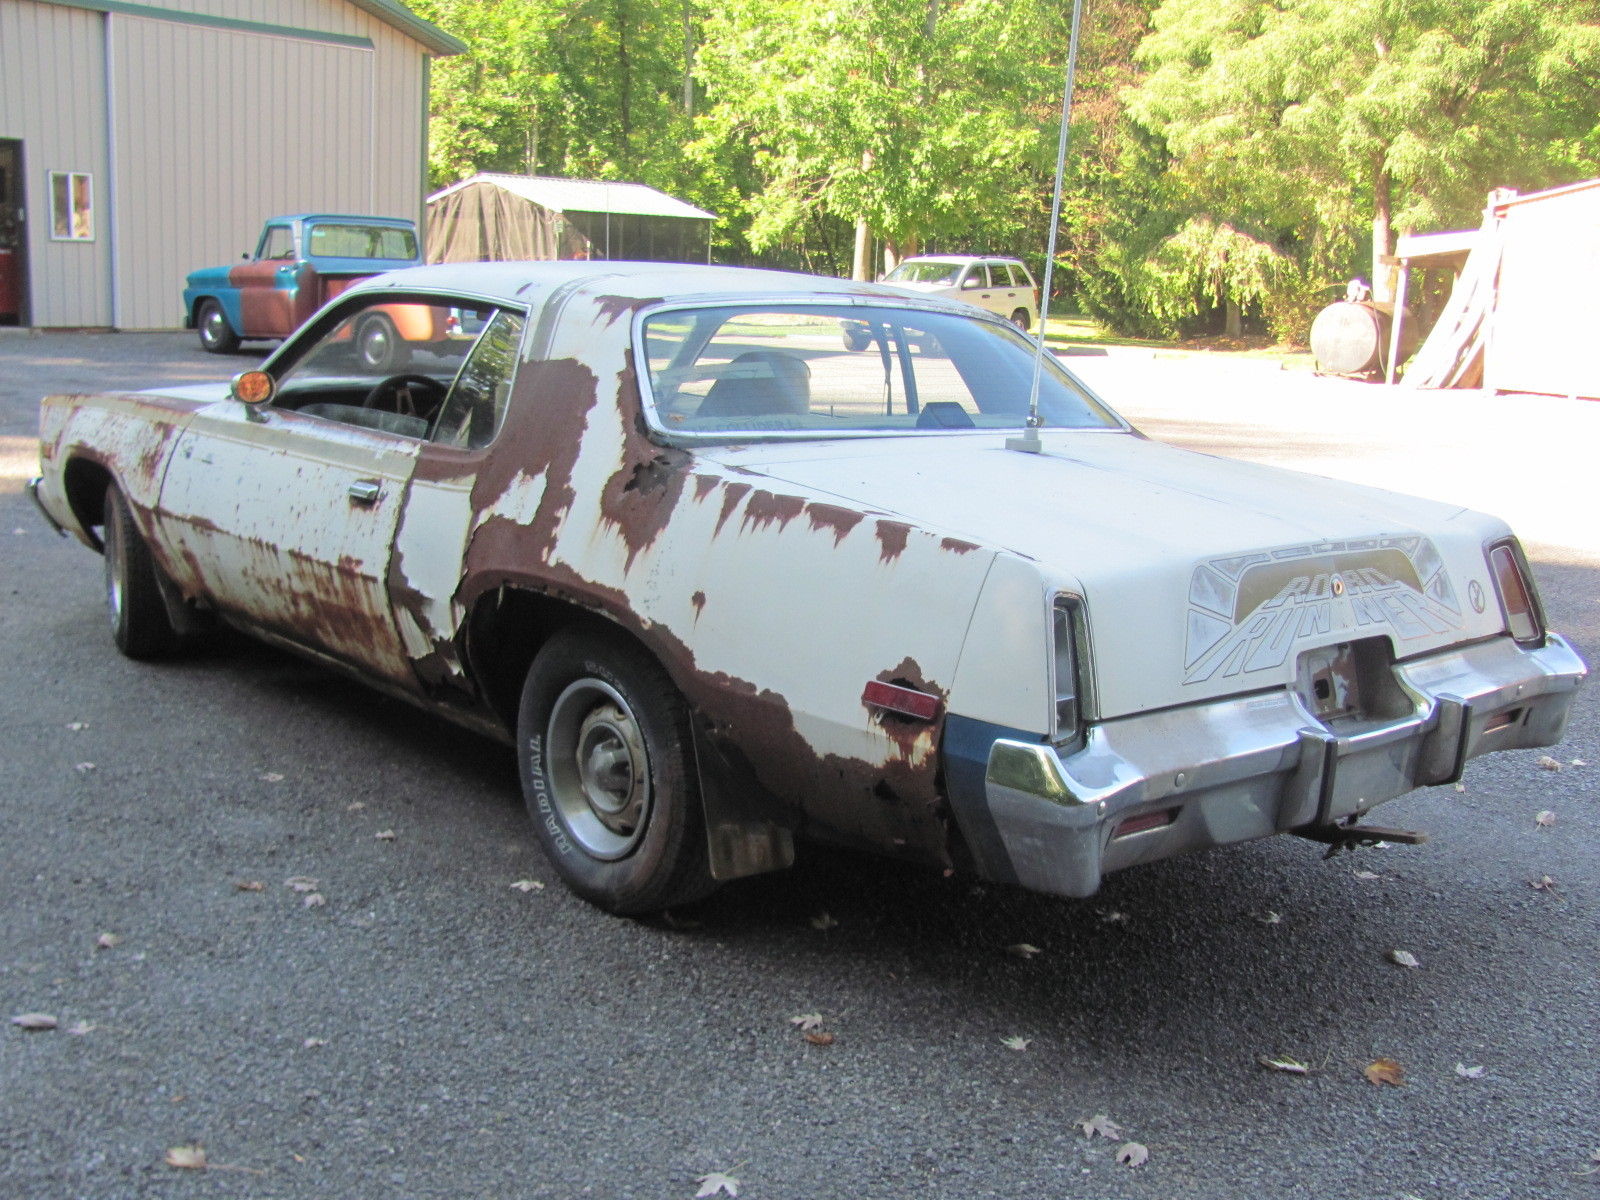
[2,333,1595,1199]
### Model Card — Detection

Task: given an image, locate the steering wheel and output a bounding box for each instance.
[362,373,446,420]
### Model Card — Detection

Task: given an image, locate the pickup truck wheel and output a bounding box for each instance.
[355,314,410,373]
[517,629,715,915]
[196,299,239,353]
[103,484,182,659]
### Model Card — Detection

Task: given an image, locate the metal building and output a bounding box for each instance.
[0,0,463,330]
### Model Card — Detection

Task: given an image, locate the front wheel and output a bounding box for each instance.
[103,484,183,659]
[517,629,715,915]
[355,313,410,373]
[196,299,239,353]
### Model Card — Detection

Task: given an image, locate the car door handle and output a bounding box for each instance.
[348,480,382,506]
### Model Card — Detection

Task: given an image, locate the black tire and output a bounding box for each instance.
[196,299,239,354]
[103,484,182,660]
[517,628,715,915]
[1009,308,1031,333]
[355,314,410,373]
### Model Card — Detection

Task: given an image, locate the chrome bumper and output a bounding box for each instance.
[25,476,69,537]
[977,634,1586,898]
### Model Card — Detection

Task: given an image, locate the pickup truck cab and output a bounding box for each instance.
[182,214,424,366]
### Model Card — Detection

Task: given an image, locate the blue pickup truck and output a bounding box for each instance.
[182,214,424,366]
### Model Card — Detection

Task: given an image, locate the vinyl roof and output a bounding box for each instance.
[428,173,716,221]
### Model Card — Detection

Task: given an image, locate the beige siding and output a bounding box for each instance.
[5,0,433,328]
[0,0,113,326]
[1485,186,1600,401]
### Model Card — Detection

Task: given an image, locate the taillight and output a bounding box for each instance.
[1052,596,1082,740]
[1488,541,1543,645]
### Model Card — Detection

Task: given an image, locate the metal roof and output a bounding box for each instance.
[346,0,466,55]
[427,173,716,221]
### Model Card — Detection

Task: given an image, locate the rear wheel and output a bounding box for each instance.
[517,629,715,915]
[355,313,410,373]
[103,484,182,659]
[196,299,239,353]
[1009,308,1031,333]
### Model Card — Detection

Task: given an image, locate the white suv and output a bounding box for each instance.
[881,255,1040,331]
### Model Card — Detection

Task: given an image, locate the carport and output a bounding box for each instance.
[425,173,715,265]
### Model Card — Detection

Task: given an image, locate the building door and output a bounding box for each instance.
[0,140,26,325]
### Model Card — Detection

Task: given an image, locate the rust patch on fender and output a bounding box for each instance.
[875,520,911,563]
[714,482,753,536]
[940,537,980,555]
[806,503,864,546]
[693,474,720,502]
[596,362,692,571]
[868,657,949,760]
[740,490,806,534]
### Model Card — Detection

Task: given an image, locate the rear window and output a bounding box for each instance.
[307,223,419,261]
[640,304,1119,439]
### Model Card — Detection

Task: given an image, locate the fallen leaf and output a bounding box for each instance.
[1453,782,1467,793]
[1078,1114,1125,1141]
[259,772,284,783]
[374,829,396,841]
[284,876,319,893]
[1364,1057,1405,1086]
[1098,909,1129,924]
[1116,1142,1150,1168]
[164,1145,207,1170]
[809,911,839,931]
[1530,875,1558,893]
[1005,942,1042,959]
[1388,949,1421,969]
[73,762,96,773]
[65,1021,95,1036]
[1454,1063,1486,1079]
[802,1031,835,1046]
[302,1037,328,1048]
[1257,1054,1311,1075]
[1257,910,1282,925]
[1570,758,1588,767]
[234,880,265,892]
[11,1012,57,1031]
[302,892,327,908]
[1535,810,1556,828]
[346,801,366,811]
[1536,755,1563,772]
[509,879,545,893]
[95,932,121,950]
[66,721,89,731]
[695,1171,740,1198]
[788,1012,824,1032]
[1000,1035,1031,1051]
[1352,870,1383,881]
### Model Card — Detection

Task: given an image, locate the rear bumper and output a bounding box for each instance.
[948,634,1586,898]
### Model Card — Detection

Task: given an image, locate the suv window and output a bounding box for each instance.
[962,263,989,289]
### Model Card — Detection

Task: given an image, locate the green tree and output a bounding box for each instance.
[1122,0,1600,335]
[692,0,1064,277]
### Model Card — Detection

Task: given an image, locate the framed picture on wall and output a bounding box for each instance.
[49,171,93,241]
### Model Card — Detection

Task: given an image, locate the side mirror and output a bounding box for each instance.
[230,369,274,407]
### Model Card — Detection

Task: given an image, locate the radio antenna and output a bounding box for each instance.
[1008,0,1086,456]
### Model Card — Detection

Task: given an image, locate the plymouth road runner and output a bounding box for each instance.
[29,263,1585,914]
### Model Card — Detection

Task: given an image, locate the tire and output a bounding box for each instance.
[103,484,182,660]
[1009,308,1031,333]
[355,314,410,373]
[517,628,715,915]
[196,299,239,354]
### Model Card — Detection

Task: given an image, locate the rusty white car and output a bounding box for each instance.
[27,262,1586,915]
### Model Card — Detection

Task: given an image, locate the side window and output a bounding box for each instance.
[963,263,989,289]
[995,262,1018,287]
[259,226,294,261]
[430,309,526,449]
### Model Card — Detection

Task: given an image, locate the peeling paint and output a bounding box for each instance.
[806,503,865,546]
[740,490,807,535]
[875,519,911,564]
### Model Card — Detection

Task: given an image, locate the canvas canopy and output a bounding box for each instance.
[426,173,714,265]
[1401,178,1600,400]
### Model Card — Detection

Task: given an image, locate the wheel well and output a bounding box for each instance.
[464,587,660,731]
[61,457,113,549]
